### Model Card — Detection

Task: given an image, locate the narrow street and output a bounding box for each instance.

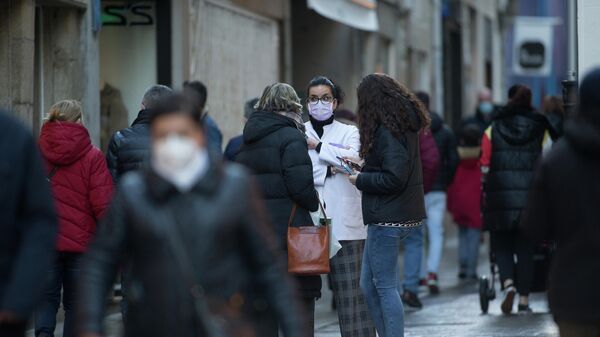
[315,227,559,337]
[27,226,559,337]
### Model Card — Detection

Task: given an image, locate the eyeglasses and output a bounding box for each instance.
[307,95,334,105]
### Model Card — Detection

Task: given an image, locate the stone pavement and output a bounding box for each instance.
[315,228,559,337]
[27,227,559,337]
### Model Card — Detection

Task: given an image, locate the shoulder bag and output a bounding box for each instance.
[287,200,330,275]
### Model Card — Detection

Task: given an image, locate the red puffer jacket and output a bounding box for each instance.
[39,122,113,252]
[447,147,482,229]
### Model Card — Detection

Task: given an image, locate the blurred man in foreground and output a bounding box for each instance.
[0,111,57,337]
[77,95,305,337]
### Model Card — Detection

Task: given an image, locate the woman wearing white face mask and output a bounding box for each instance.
[304,76,376,337]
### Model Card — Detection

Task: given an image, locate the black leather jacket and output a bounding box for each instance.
[77,162,305,337]
[356,126,426,225]
[105,110,153,182]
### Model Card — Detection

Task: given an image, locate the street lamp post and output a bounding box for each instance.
[562,0,578,117]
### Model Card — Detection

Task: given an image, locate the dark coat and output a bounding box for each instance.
[202,114,223,157]
[483,106,549,232]
[39,122,113,252]
[0,112,57,321]
[419,129,440,193]
[521,118,600,324]
[106,109,153,182]
[77,163,306,337]
[429,112,459,191]
[546,112,564,139]
[460,105,501,136]
[236,111,321,298]
[223,134,243,161]
[357,126,427,225]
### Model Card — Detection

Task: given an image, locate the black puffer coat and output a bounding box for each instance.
[356,126,426,225]
[106,109,152,182]
[484,106,549,231]
[236,111,321,298]
[521,118,600,324]
[429,112,459,191]
[77,163,306,337]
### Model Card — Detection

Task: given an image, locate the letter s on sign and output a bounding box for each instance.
[130,4,154,26]
[103,5,127,26]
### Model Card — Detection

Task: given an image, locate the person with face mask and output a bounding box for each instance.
[460,88,499,136]
[304,76,376,337]
[77,94,305,337]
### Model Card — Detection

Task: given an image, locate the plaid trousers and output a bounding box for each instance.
[330,240,376,337]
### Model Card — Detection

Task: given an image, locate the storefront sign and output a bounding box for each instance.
[102,1,155,26]
[512,16,560,77]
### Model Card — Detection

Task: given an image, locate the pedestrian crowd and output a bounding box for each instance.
[0,68,598,337]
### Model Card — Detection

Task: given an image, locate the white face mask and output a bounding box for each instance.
[152,134,208,192]
[309,101,334,121]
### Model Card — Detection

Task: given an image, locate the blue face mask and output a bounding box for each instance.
[479,102,494,115]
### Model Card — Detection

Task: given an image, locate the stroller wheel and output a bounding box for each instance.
[479,276,490,314]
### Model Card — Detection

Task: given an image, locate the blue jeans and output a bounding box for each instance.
[401,226,423,293]
[35,252,82,337]
[420,192,446,277]
[361,225,420,337]
[458,227,481,277]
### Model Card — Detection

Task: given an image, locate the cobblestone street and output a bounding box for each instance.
[314,229,559,337]
[25,228,559,337]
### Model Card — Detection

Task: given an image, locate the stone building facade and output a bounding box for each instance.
[0,0,100,139]
[1,0,512,146]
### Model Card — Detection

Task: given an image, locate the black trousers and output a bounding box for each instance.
[0,323,26,337]
[558,321,600,337]
[259,296,315,337]
[490,229,534,296]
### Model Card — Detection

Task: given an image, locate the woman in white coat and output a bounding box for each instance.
[304,76,376,337]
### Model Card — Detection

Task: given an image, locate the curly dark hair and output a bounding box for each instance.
[357,74,430,158]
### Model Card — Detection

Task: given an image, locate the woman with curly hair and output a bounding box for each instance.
[348,74,429,337]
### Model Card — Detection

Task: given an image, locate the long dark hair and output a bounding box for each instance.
[508,85,533,111]
[357,74,430,158]
[306,76,345,105]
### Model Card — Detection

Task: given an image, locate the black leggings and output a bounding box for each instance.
[258,296,316,337]
[490,230,534,296]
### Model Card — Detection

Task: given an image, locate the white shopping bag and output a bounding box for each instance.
[310,210,342,259]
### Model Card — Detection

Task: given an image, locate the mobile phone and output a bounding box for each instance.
[343,158,362,171]
[336,156,354,174]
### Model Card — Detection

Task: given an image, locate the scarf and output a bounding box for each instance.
[276,111,306,133]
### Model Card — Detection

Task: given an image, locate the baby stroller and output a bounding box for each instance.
[478,240,555,314]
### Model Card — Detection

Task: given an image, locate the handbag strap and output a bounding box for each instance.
[46,166,58,182]
[287,198,328,227]
[158,210,225,337]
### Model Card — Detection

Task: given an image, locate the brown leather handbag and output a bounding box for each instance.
[287,201,330,275]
